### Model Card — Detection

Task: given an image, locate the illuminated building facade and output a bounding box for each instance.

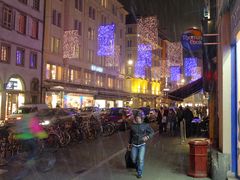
[0,0,44,120]
[43,0,128,108]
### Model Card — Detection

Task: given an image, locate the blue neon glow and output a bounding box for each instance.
[97,24,115,56]
[170,66,181,82]
[184,57,197,77]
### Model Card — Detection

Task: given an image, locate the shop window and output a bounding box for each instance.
[30,52,37,69]
[16,48,25,66]
[2,6,13,29]
[31,18,38,39]
[17,13,26,34]
[32,0,40,11]
[0,44,10,63]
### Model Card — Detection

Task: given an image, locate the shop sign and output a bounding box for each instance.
[181,28,203,51]
[91,65,103,73]
[5,81,18,90]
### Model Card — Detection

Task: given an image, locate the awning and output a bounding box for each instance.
[168,78,203,101]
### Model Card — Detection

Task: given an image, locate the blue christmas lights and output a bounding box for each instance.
[184,57,197,77]
[170,66,181,82]
[97,24,115,56]
[134,44,152,78]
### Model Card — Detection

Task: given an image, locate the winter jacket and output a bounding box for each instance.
[129,123,154,146]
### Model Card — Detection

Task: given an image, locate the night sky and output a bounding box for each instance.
[119,0,205,41]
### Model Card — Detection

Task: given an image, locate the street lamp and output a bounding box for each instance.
[128,59,133,65]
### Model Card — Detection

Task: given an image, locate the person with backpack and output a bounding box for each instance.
[128,111,154,178]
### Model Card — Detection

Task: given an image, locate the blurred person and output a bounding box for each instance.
[157,107,163,135]
[177,106,186,143]
[167,108,177,136]
[128,111,154,179]
[183,106,194,137]
[162,108,168,133]
[14,113,48,178]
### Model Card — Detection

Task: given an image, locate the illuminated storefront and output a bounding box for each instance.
[64,93,94,108]
[45,91,63,108]
[95,99,106,108]
[5,77,25,115]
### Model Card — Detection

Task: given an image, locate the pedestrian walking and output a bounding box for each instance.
[128,110,154,179]
[157,107,163,135]
[177,106,186,143]
[162,108,168,133]
[183,106,194,137]
[167,108,177,136]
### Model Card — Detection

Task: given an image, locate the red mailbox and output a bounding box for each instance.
[188,140,208,178]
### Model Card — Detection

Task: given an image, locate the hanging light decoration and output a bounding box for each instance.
[151,67,162,80]
[160,60,170,77]
[137,16,158,49]
[184,57,198,77]
[105,45,120,67]
[97,24,115,56]
[134,44,152,78]
[170,66,181,82]
[167,42,183,66]
[191,67,202,81]
[63,30,80,59]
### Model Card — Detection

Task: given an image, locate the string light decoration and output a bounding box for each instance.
[134,44,152,78]
[184,57,198,77]
[137,16,158,49]
[170,66,181,82]
[97,24,115,56]
[63,30,80,59]
[160,60,170,77]
[167,42,183,66]
[105,45,120,67]
[191,67,202,81]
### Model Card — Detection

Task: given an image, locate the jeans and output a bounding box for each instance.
[131,144,146,176]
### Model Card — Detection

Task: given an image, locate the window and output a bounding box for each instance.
[2,6,12,29]
[89,6,96,20]
[88,50,94,63]
[128,27,133,34]
[74,45,81,58]
[51,65,57,80]
[57,66,62,80]
[69,69,74,82]
[0,44,10,63]
[112,5,115,14]
[52,10,61,27]
[75,0,83,11]
[88,28,94,40]
[107,77,113,88]
[96,74,103,87]
[19,0,27,4]
[18,14,26,34]
[127,40,132,47]
[30,52,37,69]
[31,19,38,39]
[74,20,82,35]
[92,9,96,20]
[16,48,25,66]
[120,13,124,23]
[127,53,132,59]
[84,71,92,85]
[127,66,133,75]
[32,0,40,10]
[101,0,107,8]
[50,37,60,53]
[89,7,92,18]
[46,64,50,79]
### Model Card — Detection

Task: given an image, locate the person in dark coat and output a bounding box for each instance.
[128,110,154,178]
[183,106,194,137]
[157,107,163,135]
[167,108,177,136]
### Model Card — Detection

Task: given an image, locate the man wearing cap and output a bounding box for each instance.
[128,110,154,178]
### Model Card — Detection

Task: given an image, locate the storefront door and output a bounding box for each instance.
[6,93,25,115]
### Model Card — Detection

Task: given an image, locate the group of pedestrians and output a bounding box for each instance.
[156,106,198,143]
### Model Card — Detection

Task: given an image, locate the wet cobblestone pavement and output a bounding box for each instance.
[1,123,211,180]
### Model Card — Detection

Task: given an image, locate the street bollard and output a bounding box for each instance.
[188,139,208,178]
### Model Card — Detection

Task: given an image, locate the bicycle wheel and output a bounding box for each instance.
[102,124,115,137]
[35,151,56,173]
[44,133,59,152]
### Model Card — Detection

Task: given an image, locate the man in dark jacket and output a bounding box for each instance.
[128,111,154,178]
